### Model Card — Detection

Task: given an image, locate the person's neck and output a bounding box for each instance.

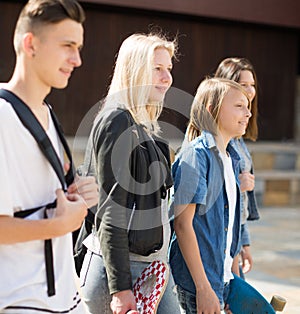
[6,69,51,130]
[6,64,51,110]
[215,134,230,155]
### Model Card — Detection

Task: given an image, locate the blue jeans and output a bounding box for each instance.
[176,284,230,314]
[176,285,197,314]
[80,250,180,314]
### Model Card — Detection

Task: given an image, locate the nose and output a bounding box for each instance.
[245,106,252,118]
[70,49,82,68]
[245,86,255,101]
[161,69,173,85]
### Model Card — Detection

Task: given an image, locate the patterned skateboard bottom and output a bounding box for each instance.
[133,260,169,314]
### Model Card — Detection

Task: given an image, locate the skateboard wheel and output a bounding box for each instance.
[270,295,287,312]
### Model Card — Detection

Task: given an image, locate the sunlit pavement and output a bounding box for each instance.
[246,207,300,313]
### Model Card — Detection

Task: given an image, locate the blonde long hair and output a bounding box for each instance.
[186,77,250,142]
[103,33,177,135]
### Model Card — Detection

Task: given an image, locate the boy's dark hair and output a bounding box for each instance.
[14,0,85,53]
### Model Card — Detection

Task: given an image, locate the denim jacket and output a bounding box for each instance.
[230,138,259,247]
[230,138,260,222]
[169,131,242,305]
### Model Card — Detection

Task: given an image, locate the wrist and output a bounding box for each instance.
[112,289,133,297]
[195,280,211,292]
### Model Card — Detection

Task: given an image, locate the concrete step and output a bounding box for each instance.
[248,141,300,207]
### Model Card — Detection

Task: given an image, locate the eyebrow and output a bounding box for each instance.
[239,80,255,83]
[155,62,173,68]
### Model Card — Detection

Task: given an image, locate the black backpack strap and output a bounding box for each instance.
[0,88,73,297]
[13,200,57,219]
[48,106,75,186]
[0,89,68,190]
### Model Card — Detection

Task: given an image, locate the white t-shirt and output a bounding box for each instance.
[0,98,87,313]
[219,152,237,283]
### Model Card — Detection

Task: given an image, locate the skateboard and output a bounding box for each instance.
[133,260,169,314]
[226,274,286,313]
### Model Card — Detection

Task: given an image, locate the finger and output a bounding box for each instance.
[67,175,83,194]
[70,179,97,196]
[64,162,70,172]
[242,259,251,273]
[67,183,77,194]
[56,189,66,201]
[67,178,85,194]
[66,193,83,203]
[69,176,93,191]
[76,176,95,186]
[55,189,68,207]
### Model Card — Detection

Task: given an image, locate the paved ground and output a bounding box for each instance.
[246,207,300,313]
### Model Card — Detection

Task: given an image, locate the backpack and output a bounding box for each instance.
[0,89,75,296]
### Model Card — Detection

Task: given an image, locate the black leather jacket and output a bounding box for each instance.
[91,107,172,294]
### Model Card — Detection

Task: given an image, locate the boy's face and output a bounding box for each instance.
[31,19,84,89]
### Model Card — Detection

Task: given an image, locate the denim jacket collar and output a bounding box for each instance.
[201,131,241,170]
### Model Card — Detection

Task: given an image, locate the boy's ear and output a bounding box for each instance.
[23,32,36,57]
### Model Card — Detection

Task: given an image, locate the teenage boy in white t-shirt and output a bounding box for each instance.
[0,1,98,313]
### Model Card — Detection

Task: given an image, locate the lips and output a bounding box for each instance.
[61,68,73,77]
[155,86,169,93]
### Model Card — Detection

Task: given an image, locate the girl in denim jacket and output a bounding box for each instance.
[170,78,251,313]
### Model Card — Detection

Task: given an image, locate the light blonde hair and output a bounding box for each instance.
[103,32,177,135]
[186,77,250,142]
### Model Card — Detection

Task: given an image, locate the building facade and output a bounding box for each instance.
[0,0,299,141]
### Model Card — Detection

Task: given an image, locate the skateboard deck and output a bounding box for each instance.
[226,274,277,313]
[133,260,169,314]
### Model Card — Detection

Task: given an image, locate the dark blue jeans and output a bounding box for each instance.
[176,284,230,314]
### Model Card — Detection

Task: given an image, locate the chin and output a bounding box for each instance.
[150,92,166,102]
[53,81,69,90]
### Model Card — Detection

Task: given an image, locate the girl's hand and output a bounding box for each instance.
[67,175,98,209]
[196,286,221,314]
[241,245,253,274]
[110,290,138,314]
[238,172,255,192]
